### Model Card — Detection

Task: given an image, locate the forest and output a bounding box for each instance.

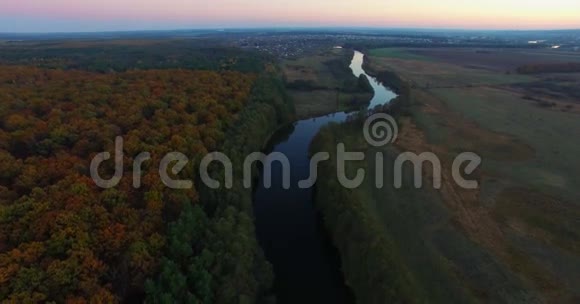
[0,41,292,303]
[0,39,268,73]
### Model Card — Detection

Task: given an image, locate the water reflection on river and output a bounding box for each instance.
[252,50,396,303]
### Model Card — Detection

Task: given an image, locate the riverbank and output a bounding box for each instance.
[311,46,580,303]
[252,50,396,303]
[307,54,442,304]
[368,47,580,302]
[309,53,535,303]
[282,48,374,119]
[193,73,295,303]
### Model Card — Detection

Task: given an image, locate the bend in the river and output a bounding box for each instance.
[253,50,397,303]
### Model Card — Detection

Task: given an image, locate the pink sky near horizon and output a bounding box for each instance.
[1,0,579,32]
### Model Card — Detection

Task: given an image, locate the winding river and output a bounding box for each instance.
[253,51,397,303]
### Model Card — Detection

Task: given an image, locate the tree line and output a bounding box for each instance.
[145,72,294,304]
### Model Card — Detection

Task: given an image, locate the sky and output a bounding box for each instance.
[1,0,579,32]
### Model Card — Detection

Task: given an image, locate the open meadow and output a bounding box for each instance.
[312,46,580,302]
[282,48,373,118]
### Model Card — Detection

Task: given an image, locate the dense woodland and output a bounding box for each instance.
[0,41,291,303]
[146,74,293,304]
[311,122,425,304]
[0,40,267,73]
[307,67,421,303]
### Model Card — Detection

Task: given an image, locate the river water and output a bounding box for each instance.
[253,51,397,303]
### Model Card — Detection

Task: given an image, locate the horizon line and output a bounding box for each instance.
[2,25,580,35]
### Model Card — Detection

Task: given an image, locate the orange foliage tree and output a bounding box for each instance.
[0,66,255,302]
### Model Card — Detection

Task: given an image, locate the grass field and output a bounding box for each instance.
[404,85,580,299]
[431,86,580,201]
[366,55,534,88]
[314,47,580,302]
[289,90,373,118]
[283,48,372,118]
[283,48,351,89]
[410,48,580,71]
[369,48,432,61]
[313,121,541,303]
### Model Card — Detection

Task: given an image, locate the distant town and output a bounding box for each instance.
[2,28,579,60]
[219,30,580,58]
